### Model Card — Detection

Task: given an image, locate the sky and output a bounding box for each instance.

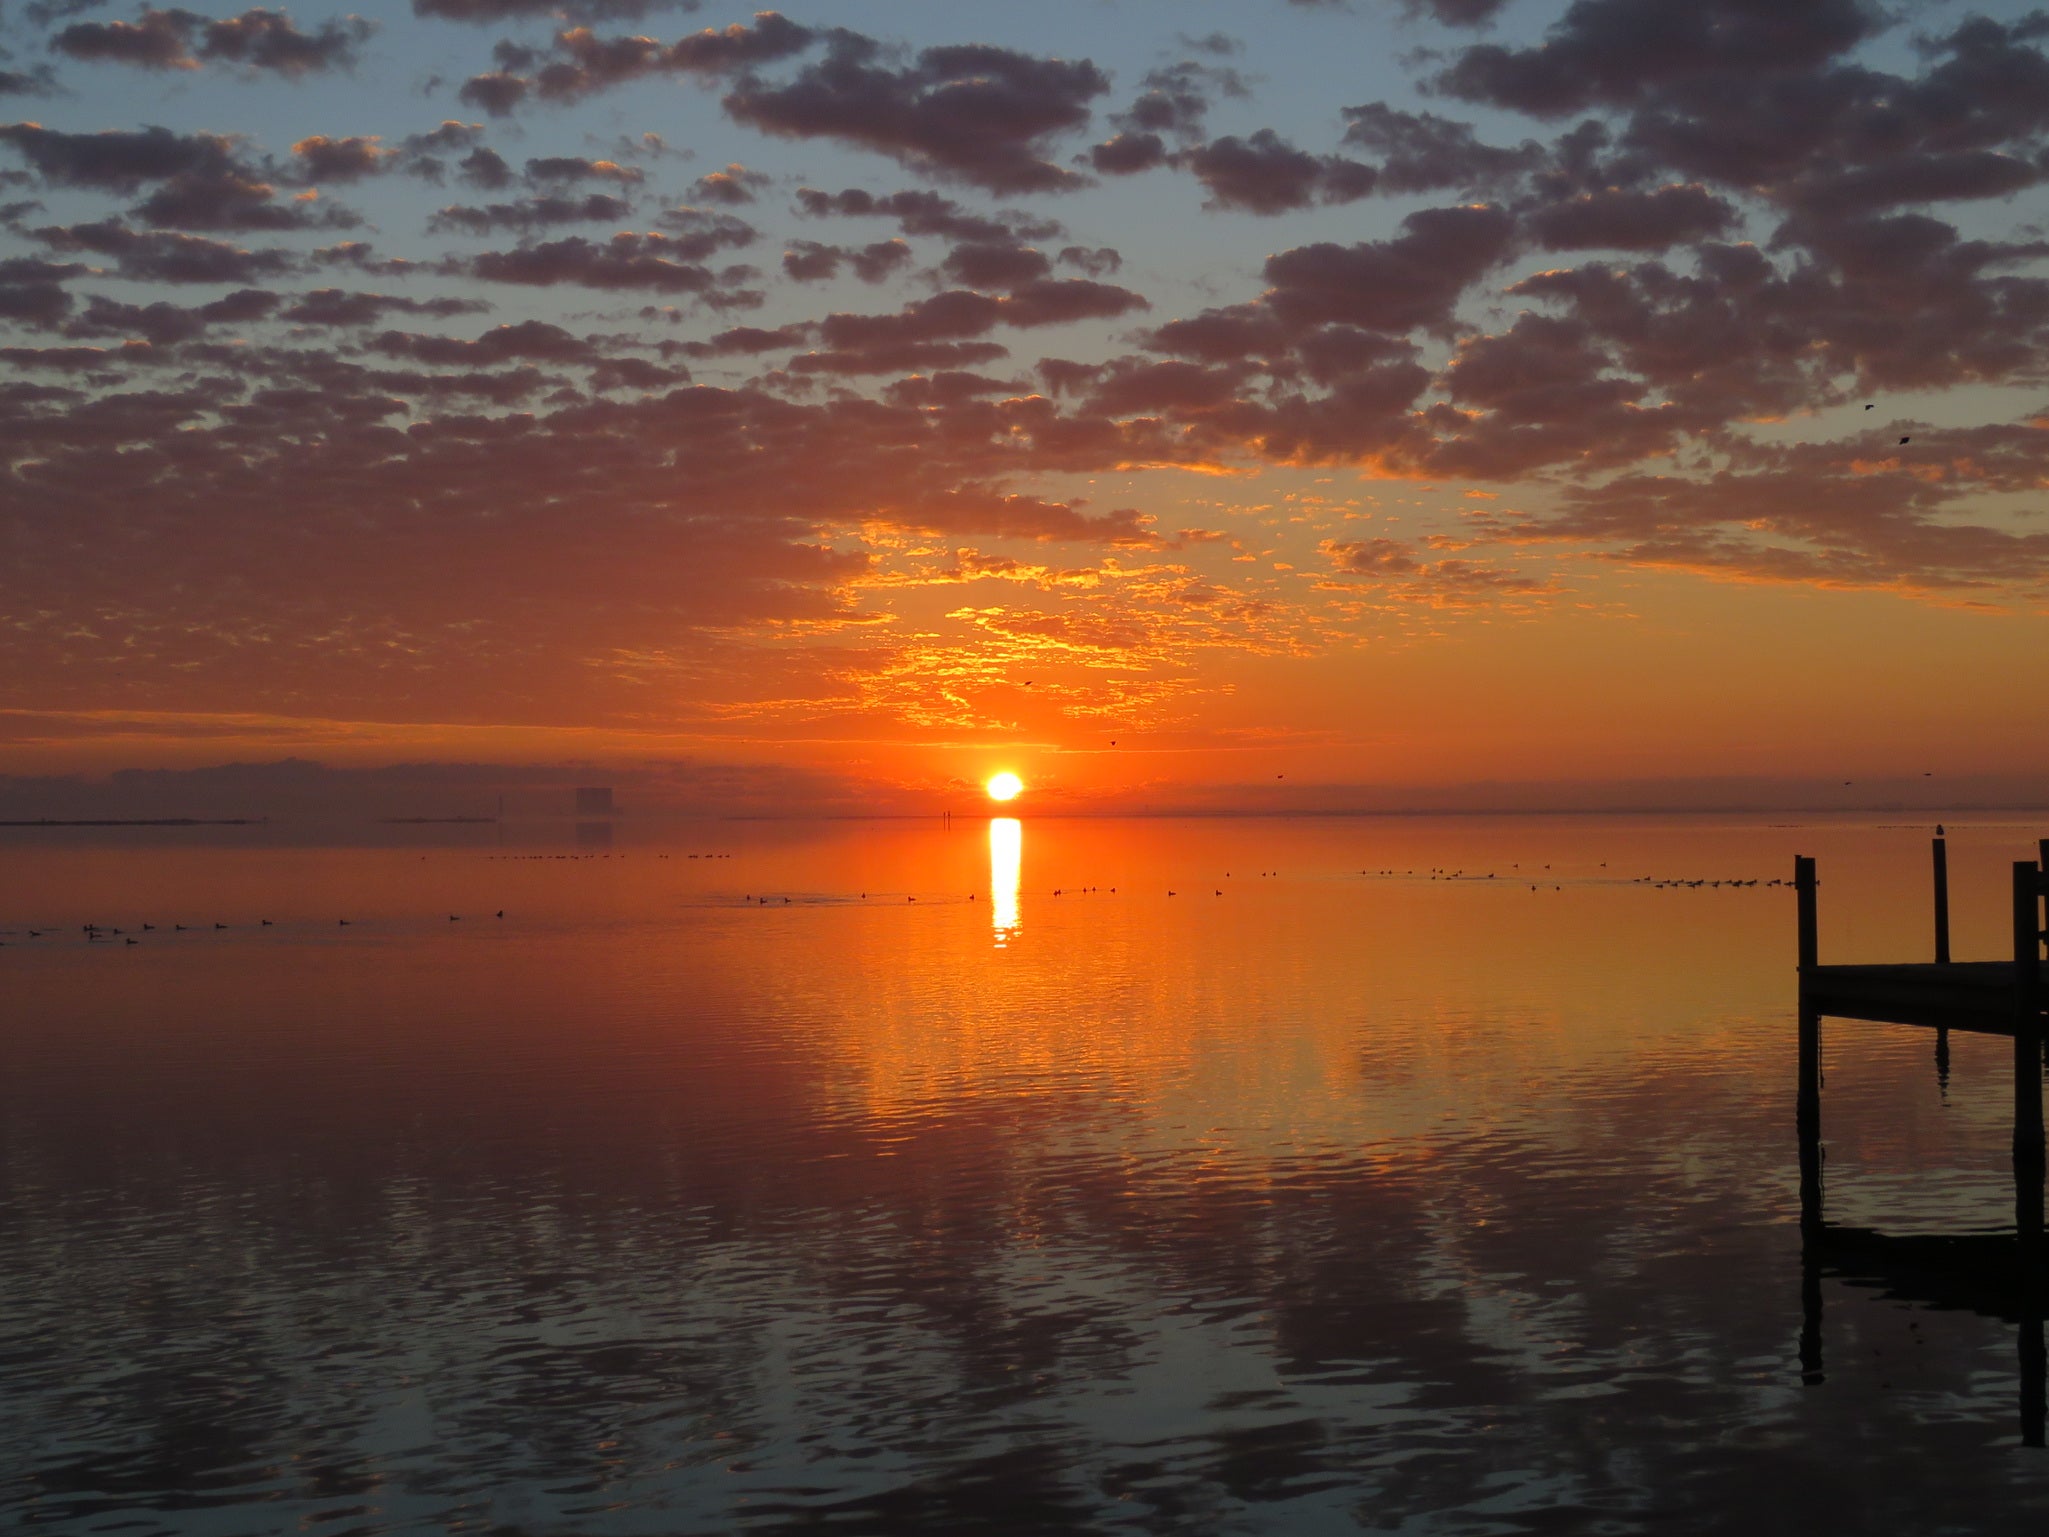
[2,0,2048,812]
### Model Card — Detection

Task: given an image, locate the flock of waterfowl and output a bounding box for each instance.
[3,854,1787,946]
[0,912,513,946]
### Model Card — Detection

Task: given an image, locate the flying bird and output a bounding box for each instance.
[1865,403,1875,410]
[1899,436,1910,445]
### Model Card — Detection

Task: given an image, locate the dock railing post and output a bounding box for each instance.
[1794,855,1818,973]
[1933,833,1951,965]
[1798,1005,1823,1241]
[2019,857,2047,1446]
[1795,861,1823,1242]
[2014,860,2045,1246]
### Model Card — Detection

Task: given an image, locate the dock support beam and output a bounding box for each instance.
[2015,861,2045,1245]
[1798,1005,1823,1242]
[1795,855,1817,974]
[2021,857,2048,1447]
[1934,833,1951,965]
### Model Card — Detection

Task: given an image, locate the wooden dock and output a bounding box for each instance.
[1803,960,2044,1031]
[1795,837,2049,1440]
[1796,837,2049,1036]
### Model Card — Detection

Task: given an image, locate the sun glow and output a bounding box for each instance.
[986,771,1023,802]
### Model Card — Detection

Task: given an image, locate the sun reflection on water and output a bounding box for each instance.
[989,816,1020,946]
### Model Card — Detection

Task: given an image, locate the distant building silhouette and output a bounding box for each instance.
[575,787,615,816]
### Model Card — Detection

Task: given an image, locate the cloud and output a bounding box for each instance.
[1181,130,1377,214]
[1433,0,1874,117]
[0,123,342,234]
[1516,430,2049,592]
[33,218,298,282]
[723,33,1109,194]
[692,162,768,204]
[0,66,59,97]
[940,240,1050,290]
[1525,183,1736,251]
[427,192,632,235]
[459,12,814,110]
[1320,537,1558,606]
[793,186,1056,245]
[0,254,84,326]
[781,237,911,284]
[1090,56,1247,173]
[522,154,643,186]
[51,8,197,69]
[1263,203,1515,334]
[55,7,375,75]
[1338,103,1539,195]
[64,286,278,343]
[466,232,755,300]
[370,318,597,366]
[1088,132,1168,176]
[413,0,701,21]
[291,135,398,184]
[0,123,241,192]
[279,289,489,326]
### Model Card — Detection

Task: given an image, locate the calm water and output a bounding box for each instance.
[4,813,2049,1534]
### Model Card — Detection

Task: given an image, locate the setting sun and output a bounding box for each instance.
[986,772,1023,802]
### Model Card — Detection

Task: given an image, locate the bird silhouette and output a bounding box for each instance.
[1899,436,1910,445]
[1865,403,1875,410]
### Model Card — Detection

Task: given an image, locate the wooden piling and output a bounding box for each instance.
[2014,861,2045,1242]
[2025,850,2048,1447]
[1933,834,1951,965]
[1794,855,1818,972]
[1798,1005,1823,1241]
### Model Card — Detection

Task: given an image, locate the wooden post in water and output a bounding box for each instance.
[2014,861,2045,1244]
[2015,858,2046,1447]
[1933,832,1951,965]
[1794,855,1818,973]
[1798,1005,1823,1242]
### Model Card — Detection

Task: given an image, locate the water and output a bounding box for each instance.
[4,813,2048,1533]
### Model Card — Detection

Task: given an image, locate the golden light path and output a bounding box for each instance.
[986,771,1023,802]
[989,816,1021,946]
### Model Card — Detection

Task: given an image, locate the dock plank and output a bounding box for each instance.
[1802,960,2047,1033]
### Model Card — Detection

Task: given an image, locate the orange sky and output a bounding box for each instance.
[3,2,2047,809]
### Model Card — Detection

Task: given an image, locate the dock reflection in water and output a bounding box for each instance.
[5,814,2049,1532]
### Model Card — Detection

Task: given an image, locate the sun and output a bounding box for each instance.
[986,771,1024,802]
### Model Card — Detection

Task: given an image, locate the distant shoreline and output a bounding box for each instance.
[0,817,269,827]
